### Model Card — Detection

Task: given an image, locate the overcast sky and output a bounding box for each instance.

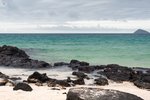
[0,0,150,33]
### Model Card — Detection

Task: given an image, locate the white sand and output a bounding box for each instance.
[0,66,149,100]
[0,82,149,100]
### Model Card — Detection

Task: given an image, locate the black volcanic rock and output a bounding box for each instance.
[27,72,49,83]
[72,71,88,79]
[94,77,108,86]
[13,83,33,91]
[100,64,134,82]
[67,88,143,100]
[0,45,52,68]
[134,29,150,34]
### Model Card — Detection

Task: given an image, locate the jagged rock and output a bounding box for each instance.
[67,87,143,100]
[27,72,49,83]
[13,83,33,91]
[0,45,52,68]
[94,77,108,86]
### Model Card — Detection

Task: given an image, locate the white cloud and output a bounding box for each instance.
[0,20,150,33]
[0,0,149,32]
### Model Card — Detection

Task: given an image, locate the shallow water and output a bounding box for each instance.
[0,34,150,67]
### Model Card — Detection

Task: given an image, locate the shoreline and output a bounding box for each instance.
[0,45,149,100]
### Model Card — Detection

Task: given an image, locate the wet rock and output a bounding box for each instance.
[79,61,89,66]
[69,60,89,70]
[94,77,108,86]
[13,83,33,91]
[78,66,94,73]
[92,65,106,70]
[54,62,69,67]
[67,87,143,100]
[99,64,134,82]
[27,72,49,83]
[72,71,88,79]
[0,45,52,68]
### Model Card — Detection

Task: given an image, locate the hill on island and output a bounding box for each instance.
[134,29,150,34]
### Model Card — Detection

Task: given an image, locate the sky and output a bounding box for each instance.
[0,0,150,33]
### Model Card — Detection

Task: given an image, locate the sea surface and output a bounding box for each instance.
[0,34,150,67]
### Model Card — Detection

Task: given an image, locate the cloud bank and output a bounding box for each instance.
[0,0,150,33]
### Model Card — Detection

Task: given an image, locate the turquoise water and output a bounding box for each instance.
[0,34,150,67]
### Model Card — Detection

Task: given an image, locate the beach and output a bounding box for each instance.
[0,65,149,100]
[0,35,149,100]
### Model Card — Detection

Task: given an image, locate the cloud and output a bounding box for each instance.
[0,20,150,33]
[0,0,149,32]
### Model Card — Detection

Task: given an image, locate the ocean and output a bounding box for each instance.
[0,34,149,67]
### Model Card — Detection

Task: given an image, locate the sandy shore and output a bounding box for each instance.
[0,67,149,100]
[0,82,149,100]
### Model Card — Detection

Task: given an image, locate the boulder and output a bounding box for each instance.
[0,45,52,68]
[94,77,108,86]
[13,83,33,91]
[67,87,143,100]
[27,72,49,83]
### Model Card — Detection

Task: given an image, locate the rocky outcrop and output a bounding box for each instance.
[0,45,52,68]
[13,83,33,91]
[67,87,143,100]
[98,64,134,82]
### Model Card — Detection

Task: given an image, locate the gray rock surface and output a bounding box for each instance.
[67,87,143,100]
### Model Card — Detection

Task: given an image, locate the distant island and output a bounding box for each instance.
[134,29,150,34]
